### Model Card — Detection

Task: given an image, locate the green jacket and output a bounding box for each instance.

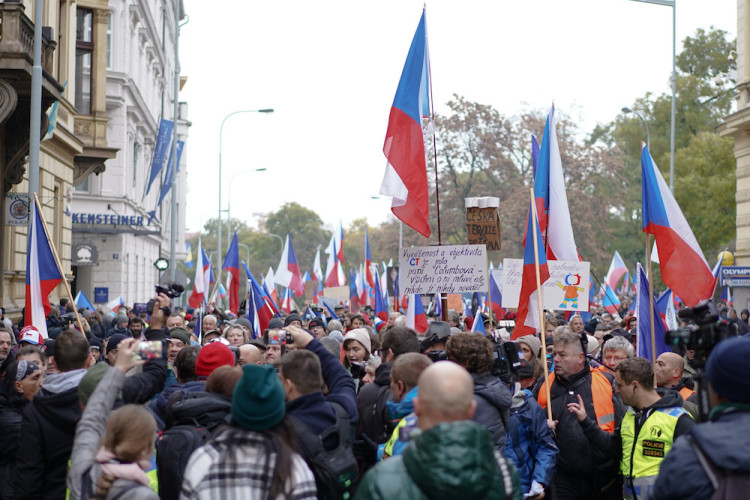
[355,420,522,500]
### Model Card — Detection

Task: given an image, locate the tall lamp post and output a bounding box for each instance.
[622,107,650,149]
[218,108,274,273]
[628,0,676,193]
[227,168,267,250]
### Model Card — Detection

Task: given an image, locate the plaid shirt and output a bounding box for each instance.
[180,427,317,500]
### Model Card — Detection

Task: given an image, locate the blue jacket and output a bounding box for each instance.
[651,405,750,500]
[504,383,558,493]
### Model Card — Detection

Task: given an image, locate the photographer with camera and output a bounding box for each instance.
[445,332,512,452]
[651,336,750,499]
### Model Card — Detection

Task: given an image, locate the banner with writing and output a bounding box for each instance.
[501,259,590,311]
[465,197,501,250]
[399,244,487,295]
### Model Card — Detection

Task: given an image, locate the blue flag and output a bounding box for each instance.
[158,140,185,206]
[636,263,669,362]
[146,119,174,195]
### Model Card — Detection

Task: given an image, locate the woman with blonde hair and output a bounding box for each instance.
[222,324,247,346]
[68,338,158,499]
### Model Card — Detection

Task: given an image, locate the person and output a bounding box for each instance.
[569,315,584,334]
[284,313,303,329]
[67,338,158,500]
[536,330,625,500]
[181,364,317,498]
[0,360,43,499]
[165,313,185,331]
[308,317,327,339]
[343,328,372,389]
[651,337,750,499]
[167,327,191,364]
[149,345,200,428]
[377,352,432,460]
[568,357,694,500]
[201,314,218,333]
[355,362,522,499]
[238,343,264,366]
[419,321,452,354]
[223,324,247,346]
[600,336,634,373]
[0,328,12,364]
[516,335,546,386]
[16,344,47,375]
[654,352,698,404]
[101,333,169,405]
[129,317,144,339]
[505,373,558,499]
[446,332,512,450]
[105,313,130,339]
[13,329,90,499]
[264,329,284,370]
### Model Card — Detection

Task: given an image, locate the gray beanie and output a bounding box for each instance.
[517,334,542,358]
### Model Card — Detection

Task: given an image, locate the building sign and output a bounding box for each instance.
[72,213,156,226]
[4,193,29,226]
[721,266,750,287]
[94,287,108,303]
[72,241,99,266]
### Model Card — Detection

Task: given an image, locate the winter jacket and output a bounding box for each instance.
[67,368,157,500]
[538,365,625,487]
[472,372,511,450]
[505,384,558,494]
[651,405,750,500]
[167,390,232,431]
[356,361,392,443]
[13,368,87,500]
[0,393,25,499]
[355,420,523,500]
[104,325,130,339]
[181,426,317,499]
[121,359,169,405]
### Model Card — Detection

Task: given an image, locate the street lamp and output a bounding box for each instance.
[218,108,274,274]
[227,168,267,250]
[622,107,650,150]
[266,233,284,253]
[628,0,676,193]
[237,242,251,266]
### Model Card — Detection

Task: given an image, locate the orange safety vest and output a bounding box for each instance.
[679,386,696,401]
[537,370,617,433]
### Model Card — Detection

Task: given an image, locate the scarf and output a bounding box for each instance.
[95,447,151,487]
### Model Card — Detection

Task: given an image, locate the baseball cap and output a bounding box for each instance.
[20,326,44,345]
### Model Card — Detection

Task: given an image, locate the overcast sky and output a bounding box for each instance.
[179,0,736,236]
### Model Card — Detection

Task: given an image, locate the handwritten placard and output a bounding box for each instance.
[501,259,590,311]
[465,197,501,250]
[399,245,488,295]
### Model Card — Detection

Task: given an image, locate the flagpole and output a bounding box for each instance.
[530,189,552,421]
[647,234,657,385]
[33,194,86,339]
[425,6,441,245]
[486,252,493,332]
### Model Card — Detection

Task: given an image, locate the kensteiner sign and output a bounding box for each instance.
[72,213,153,226]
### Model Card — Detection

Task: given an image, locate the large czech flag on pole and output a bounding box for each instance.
[512,201,550,340]
[276,234,305,297]
[641,145,715,306]
[25,205,62,336]
[380,8,432,238]
[222,231,241,314]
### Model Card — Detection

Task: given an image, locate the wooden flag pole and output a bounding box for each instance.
[32,194,86,339]
[647,234,657,386]
[530,189,552,420]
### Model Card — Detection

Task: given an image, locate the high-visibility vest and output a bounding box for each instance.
[679,386,696,402]
[537,370,617,433]
[620,406,690,499]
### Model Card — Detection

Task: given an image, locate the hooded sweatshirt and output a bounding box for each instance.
[472,372,512,450]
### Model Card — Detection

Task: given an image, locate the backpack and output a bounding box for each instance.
[688,434,750,500]
[290,403,358,500]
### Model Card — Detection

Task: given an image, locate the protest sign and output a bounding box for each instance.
[399,244,487,295]
[501,258,590,311]
[465,197,501,250]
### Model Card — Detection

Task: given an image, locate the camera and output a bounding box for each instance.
[146,283,184,315]
[492,341,523,382]
[665,300,737,368]
[426,350,448,362]
[134,341,165,361]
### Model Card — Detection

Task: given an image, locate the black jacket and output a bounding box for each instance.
[166,390,232,431]
[355,361,392,444]
[0,393,24,500]
[546,366,625,485]
[13,371,85,500]
[121,359,169,405]
[472,372,512,450]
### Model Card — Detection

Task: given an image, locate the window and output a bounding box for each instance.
[75,9,93,114]
[74,174,90,193]
[106,12,112,70]
[132,140,140,188]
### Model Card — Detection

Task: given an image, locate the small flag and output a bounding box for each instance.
[405,294,429,334]
[74,290,95,311]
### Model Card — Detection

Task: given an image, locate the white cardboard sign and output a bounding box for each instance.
[501,258,590,311]
[399,244,488,295]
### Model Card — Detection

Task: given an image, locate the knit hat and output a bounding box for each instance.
[196,342,235,377]
[268,317,284,329]
[586,335,600,355]
[169,327,192,346]
[328,331,344,344]
[88,337,103,351]
[78,362,111,406]
[234,317,253,331]
[320,337,342,359]
[706,337,750,404]
[232,364,285,430]
[283,314,302,327]
[106,334,127,354]
[343,328,371,355]
[517,335,542,358]
[308,317,325,330]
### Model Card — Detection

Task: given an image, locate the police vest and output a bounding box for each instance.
[537,370,616,433]
[620,406,690,496]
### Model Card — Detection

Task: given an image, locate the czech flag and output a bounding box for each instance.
[489,272,506,321]
[635,262,669,361]
[276,234,305,297]
[405,294,429,334]
[188,240,211,308]
[602,283,620,316]
[471,312,486,335]
[74,290,95,311]
[365,228,375,288]
[349,269,360,313]
[374,276,388,322]
[512,200,550,340]
[655,289,678,330]
[312,245,324,283]
[25,205,63,336]
[641,145,715,306]
[106,296,125,314]
[605,251,628,292]
[222,231,241,314]
[380,8,432,238]
[242,261,274,336]
[325,239,344,288]
[264,267,279,308]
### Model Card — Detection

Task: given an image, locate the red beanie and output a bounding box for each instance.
[196,342,235,377]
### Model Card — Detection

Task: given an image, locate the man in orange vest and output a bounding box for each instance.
[654,352,698,405]
[536,330,625,499]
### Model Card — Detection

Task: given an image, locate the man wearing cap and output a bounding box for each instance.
[167,327,192,364]
[105,313,130,339]
[308,317,326,339]
[419,321,452,354]
[651,337,750,499]
[284,313,303,329]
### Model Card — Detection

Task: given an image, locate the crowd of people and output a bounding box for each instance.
[0,294,749,499]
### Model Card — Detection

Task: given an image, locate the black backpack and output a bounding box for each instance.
[155,423,213,500]
[688,434,750,500]
[290,403,358,500]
